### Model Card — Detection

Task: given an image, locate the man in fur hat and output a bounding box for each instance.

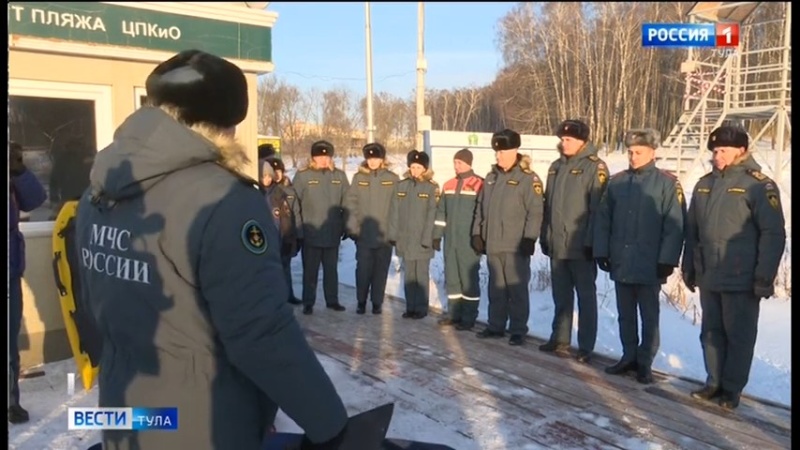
[594,128,686,385]
[433,148,484,331]
[292,140,350,315]
[472,129,545,346]
[74,50,350,449]
[682,126,785,410]
[260,158,302,305]
[344,143,400,314]
[388,150,440,319]
[539,120,609,363]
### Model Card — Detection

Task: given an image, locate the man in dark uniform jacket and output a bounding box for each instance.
[344,143,399,314]
[388,150,439,319]
[540,120,609,363]
[292,140,350,315]
[594,128,686,384]
[472,129,545,346]
[433,149,484,331]
[74,50,351,450]
[682,126,786,410]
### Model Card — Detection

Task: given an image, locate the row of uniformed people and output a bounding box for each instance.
[258,121,785,412]
[257,141,442,318]
[452,122,784,412]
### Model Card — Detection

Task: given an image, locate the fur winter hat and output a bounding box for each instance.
[454,148,473,166]
[624,128,661,149]
[491,129,521,151]
[311,140,334,157]
[708,126,749,151]
[146,49,248,128]
[267,156,285,173]
[363,142,386,160]
[258,143,277,160]
[556,120,590,141]
[259,158,275,180]
[407,150,430,169]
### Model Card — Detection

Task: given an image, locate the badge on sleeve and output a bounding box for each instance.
[241,219,268,254]
[676,182,684,206]
[598,164,609,186]
[765,186,780,210]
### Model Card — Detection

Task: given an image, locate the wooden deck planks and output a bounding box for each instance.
[296,284,791,450]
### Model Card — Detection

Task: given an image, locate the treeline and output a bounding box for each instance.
[257,2,787,165]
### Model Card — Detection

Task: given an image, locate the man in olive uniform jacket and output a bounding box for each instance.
[344,143,399,314]
[389,150,440,319]
[682,126,786,410]
[472,129,545,346]
[433,149,484,331]
[594,128,686,384]
[293,140,350,315]
[540,120,609,363]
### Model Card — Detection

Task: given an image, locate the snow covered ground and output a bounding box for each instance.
[10,145,791,449]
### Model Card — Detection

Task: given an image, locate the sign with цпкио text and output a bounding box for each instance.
[8,2,272,63]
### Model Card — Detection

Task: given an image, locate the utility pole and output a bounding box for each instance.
[415,2,427,151]
[365,2,375,143]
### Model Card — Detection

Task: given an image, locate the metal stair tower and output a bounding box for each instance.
[658,2,792,184]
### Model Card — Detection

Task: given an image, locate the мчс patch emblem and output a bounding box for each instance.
[241,219,268,254]
[766,190,781,210]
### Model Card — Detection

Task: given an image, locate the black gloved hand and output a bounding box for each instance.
[470,235,485,255]
[682,272,696,293]
[657,264,675,279]
[540,243,550,257]
[432,239,441,251]
[294,422,348,450]
[753,278,775,299]
[520,238,536,256]
[583,246,594,260]
[596,258,611,273]
[10,145,26,176]
[388,240,396,247]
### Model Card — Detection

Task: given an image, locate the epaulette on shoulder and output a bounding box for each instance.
[234,172,260,189]
[659,169,678,180]
[522,167,533,174]
[746,169,769,182]
[588,154,600,162]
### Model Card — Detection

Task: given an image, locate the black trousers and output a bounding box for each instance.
[614,282,660,368]
[301,245,340,306]
[549,258,598,352]
[355,244,393,308]
[403,258,431,314]
[699,290,761,394]
[486,253,531,335]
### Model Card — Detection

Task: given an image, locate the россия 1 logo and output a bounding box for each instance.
[642,23,739,48]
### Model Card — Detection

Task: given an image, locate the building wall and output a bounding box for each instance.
[11,50,262,369]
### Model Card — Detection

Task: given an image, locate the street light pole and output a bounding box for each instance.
[365,2,375,143]
[415,2,426,152]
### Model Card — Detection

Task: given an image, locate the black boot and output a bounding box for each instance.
[636,365,654,384]
[402,312,414,319]
[455,322,474,331]
[412,312,427,319]
[372,306,382,315]
[575,350,592,363]
[327,303,346,312]
[719,390,741,410]
[356,304,366,315]
[476,328,505,339]
[302,306,313,315]
[604,358,637,375]
[8,404,29,424]
[539,341,570,357]
[287,297,302,305]
[690,385,721,401]
[438,318,457,327]
[508,335,524,346]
